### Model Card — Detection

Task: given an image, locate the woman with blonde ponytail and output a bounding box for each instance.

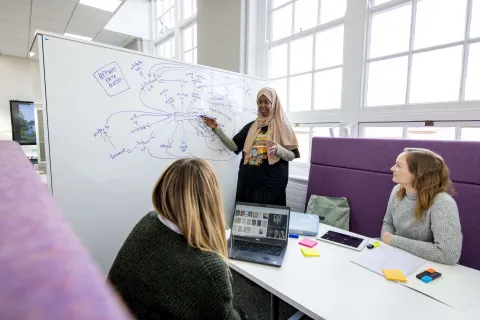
[108,158,244,320]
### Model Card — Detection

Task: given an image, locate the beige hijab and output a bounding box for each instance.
[243,87,300,165]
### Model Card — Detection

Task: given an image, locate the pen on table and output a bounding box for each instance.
[289,234,299,239]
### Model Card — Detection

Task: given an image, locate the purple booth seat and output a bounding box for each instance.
[0,141,131,320]
[307,137,480,270]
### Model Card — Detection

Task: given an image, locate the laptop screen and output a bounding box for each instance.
[233,204,289,241]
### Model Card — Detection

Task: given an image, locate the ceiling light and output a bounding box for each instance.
[29,52,35,57]
[79,0,122,12]
[64,33,93,41]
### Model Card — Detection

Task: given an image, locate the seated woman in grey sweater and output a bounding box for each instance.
[108,159,244,319]
[381,148,462,265]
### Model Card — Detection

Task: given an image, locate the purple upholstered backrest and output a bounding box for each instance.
[307,137,480,270]
[0,141,131,319]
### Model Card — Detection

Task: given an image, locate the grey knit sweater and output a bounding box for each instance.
[381,185,462,265]
[108,212,243,320]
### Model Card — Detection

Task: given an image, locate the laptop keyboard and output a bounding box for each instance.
[233,240,283,256]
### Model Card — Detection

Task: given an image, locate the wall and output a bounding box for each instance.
[197,0,246,73]
[105,0,150,40]
[0,55,41,156]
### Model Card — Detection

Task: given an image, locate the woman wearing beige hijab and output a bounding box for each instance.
[204,87,299,206]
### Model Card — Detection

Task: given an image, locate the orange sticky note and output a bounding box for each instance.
[382,269,407,282]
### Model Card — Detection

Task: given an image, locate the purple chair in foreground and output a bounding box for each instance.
[0,141,131,319]
[307,137,480,270]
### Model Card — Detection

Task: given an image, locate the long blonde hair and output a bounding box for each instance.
[152,158,227,259]
[397,148,455,219]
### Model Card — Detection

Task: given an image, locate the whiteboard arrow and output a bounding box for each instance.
[181,122,186,144]
[105,135,116,149]
[170,122,180,143]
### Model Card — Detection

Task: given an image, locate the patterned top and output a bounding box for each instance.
[245,128,268,166]
[232,121,295,193]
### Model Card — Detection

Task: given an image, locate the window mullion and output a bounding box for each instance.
[460,0,474,101]
[405,0,417,105]
[402,126,408,138]
[291,0,296,37]
[174,0,180,59]
[311,0,321,111]
[311,37,317,111]
[287,41,291,111]
[318,0,322,25]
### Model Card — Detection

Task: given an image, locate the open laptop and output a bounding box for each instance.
[228,202,290,267]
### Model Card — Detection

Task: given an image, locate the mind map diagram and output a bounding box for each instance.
[92,60,261,161]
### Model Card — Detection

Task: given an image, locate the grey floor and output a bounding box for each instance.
[231,269,312,320]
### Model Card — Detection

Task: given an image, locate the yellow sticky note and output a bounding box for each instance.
[382,269,407,282]
[301,247,320,257]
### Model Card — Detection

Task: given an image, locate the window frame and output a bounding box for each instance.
[359,120,480,140]
[291,122,341,168]
[181,21,197,63]
[364,0,480,108]
[258,0,480,179]
[152,0,197,62]
[266,0,347,113]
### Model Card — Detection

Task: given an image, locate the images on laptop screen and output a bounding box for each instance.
[233,204,288,240]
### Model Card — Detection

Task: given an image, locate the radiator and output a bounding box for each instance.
[286,177,308,213]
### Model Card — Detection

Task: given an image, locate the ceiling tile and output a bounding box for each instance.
[73,4,113,22]
[9,0,32,4]
[65,16,105,38]
[31,0,77,32]
[0,20,29,36]
[0,0,31,25]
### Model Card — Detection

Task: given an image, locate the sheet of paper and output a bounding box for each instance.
[402,263,476,312]
[351,244,425,277]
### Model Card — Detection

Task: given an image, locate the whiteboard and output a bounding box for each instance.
[37,33,266,272]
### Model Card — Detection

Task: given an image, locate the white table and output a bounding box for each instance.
[228,224,480,320]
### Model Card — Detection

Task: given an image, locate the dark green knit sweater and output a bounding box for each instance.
[108,212,243,320]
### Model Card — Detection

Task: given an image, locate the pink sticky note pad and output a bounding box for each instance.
[299,238,318,248]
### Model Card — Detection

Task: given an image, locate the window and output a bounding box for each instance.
[261,1,480,178]
[360,122,480,141]
[153,0,197,63]
[293,127,311,163]
[291,124,339,164]
[156,37,175,59]
[268,0,346,112]
[156,0,175,37]
[363,127,403,139]
[366,0,479,107]
[461,127,480,141]
[406,127,456,141]
[182,23,197,63]
[465,43,480,100]
[182,0,197,20]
